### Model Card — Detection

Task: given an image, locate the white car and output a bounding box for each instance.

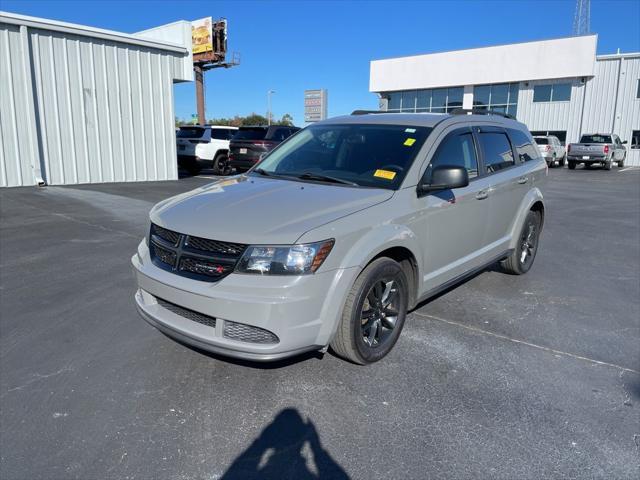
[533,135,566,168]
[176,125,238,175]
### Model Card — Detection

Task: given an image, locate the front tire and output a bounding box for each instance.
[501,210,542,275]
[331,258,408,365]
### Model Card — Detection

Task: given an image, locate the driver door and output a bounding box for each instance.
[413,127,492,294]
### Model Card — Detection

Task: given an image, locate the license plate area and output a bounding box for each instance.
[240,148,247,154]
[582,156,590,160]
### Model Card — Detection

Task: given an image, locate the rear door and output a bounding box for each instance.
[475,126,525,254]
[209,128,234,159]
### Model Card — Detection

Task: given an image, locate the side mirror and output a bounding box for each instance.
[418,165,469,196]
[622,140,628,145]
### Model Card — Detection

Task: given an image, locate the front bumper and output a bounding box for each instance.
[132,241,358,361]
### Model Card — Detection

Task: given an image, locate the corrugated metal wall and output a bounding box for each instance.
[516,78,586,145]
[612,56,639,166]
[1,19,187,187]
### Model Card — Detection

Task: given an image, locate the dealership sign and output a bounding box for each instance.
[304,89,328,122]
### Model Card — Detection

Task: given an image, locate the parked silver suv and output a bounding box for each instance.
[132,111,547,364]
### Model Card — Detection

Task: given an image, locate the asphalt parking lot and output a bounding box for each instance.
[1,167,639,479]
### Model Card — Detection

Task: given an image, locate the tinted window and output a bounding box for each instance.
[474,85,490,107]
[553,83,572,101]
[446,87,464,112]
[388,92,401,111]
[478,132,514,172]
[267,127,292,141]
[210,128,234,140]
[533,85,552,102]
[510,129,540,162]
[580,134,612,144]
[431,89,447,112]
[426,132,479,180]
[254,124,432,190]
[534,137,549,144]
[177,127,206,138]
[233,127,268,140]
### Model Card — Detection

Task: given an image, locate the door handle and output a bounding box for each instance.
[475,190,489,200]
[517,176,528,184]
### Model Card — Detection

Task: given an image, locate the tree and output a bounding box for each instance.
[274,113,294,126]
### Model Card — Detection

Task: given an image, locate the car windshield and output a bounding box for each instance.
[534,138,549,145]
[580,135,611,144]
[251,124,432,189]
[177,127,206,138]
[233,127,268,140]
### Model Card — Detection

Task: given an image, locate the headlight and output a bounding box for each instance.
[235,239,334,275]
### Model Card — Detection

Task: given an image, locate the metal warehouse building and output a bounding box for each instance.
[371,35,640,166]
[0,12,193,187]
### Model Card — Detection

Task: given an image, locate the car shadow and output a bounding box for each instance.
[220,408,350,480]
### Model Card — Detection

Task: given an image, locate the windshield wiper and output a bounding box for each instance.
[253,168,274,177]
[296,172,359,186]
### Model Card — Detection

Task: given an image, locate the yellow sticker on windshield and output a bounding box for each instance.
[374,169,396,180]
[404,138,416,146]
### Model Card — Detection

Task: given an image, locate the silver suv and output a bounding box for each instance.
[132,111,547,364]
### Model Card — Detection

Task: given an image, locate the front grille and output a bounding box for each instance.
[151,224,180,247]
[179,256,235,279]
[223,320,279,344]
[150,242,177,267]
[184,235,246,256]
[149,223,246,283]
[156,297,216,329]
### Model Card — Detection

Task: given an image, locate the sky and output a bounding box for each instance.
[2,0,639,124]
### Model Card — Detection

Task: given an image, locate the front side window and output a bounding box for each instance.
[425,132,479,180]
[478,132,514,173]
[254,124,432,189]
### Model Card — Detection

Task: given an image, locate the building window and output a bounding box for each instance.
[530,130,567,145]
[533,83,572,102]
[386,87,465,113]
[637,79,640,99]
[631,131,640,149]
[473,83,519,117]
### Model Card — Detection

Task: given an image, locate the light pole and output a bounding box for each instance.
[267,90,275,125]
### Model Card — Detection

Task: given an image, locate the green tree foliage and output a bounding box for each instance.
[173,112,296,127]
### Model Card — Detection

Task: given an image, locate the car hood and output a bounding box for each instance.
[150,175,393,244]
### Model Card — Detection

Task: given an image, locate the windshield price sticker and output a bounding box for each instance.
[374,169,397,180]
[404,138,416,146]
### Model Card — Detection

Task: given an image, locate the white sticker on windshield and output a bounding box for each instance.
[405,128,416,133]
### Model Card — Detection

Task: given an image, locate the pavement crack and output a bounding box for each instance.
[413,311,640,375]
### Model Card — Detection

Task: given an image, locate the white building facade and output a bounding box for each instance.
[370,35,640,166]
[0,12,193,187]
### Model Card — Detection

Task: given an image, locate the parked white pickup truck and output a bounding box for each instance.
[176,125,238,175]
[566,134,627,170]
[534,135,566,168]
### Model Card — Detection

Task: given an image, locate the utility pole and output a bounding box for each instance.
[267,90,275,126]
[195,65,205,125]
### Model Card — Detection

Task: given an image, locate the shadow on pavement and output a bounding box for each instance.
[221,408,350,480]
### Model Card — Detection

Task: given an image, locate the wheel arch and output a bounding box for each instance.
[508,188,545,250]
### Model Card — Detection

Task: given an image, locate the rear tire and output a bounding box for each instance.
[604,160,612,171]
[568,161,576,170]
[213,153,232,175]
[559,155,566,167]
[501,210,542,275]
[330,258,408,365]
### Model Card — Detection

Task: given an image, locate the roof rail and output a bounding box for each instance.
[350,110,385,115]
[450,108,516,120]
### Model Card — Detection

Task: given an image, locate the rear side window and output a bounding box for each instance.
[233,127,268,140]
[509,129,540,162]
[478,132,515,172]
[534,137,549,145]
[426,132,479,179]
[267,127,293,141]
[177,127,206,138]
[210,128,234,140]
